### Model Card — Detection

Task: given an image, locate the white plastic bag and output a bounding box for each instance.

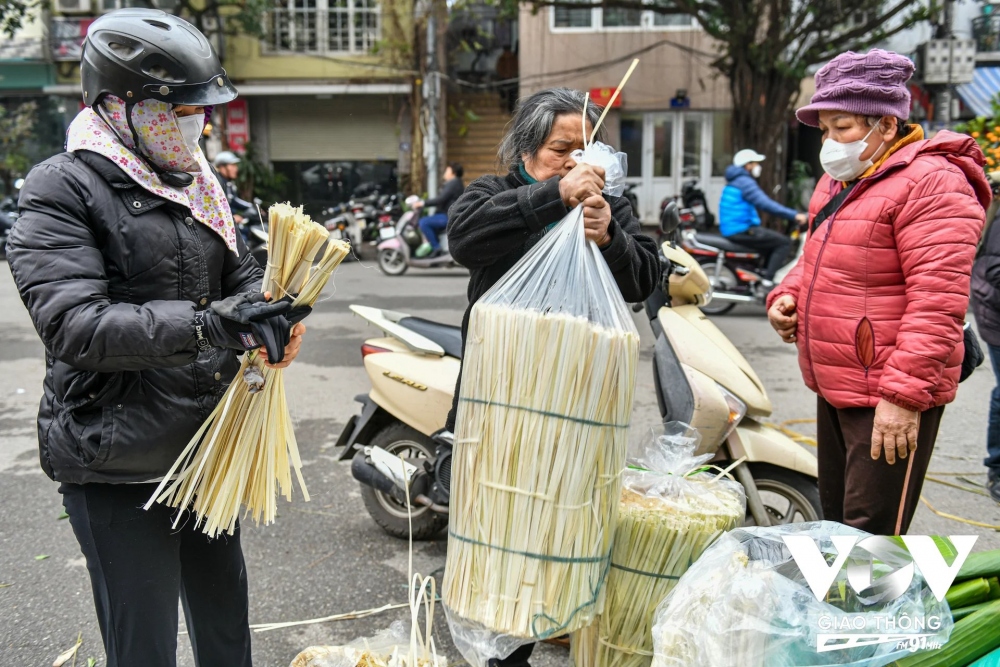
[290,620,447,667]
[572,141,629,197]
[572,423,746,667]
[443,205,640,667]
[650,522,953,667]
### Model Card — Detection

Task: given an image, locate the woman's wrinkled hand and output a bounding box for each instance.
[559,163,605,207]
[582,195,612,246]
[768,294,798,343]
[261,322,306,369]
[872,399,919,465]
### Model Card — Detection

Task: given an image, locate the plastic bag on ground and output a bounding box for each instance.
[650,522,953,667]
[572,141,628,197]
[443,205,640,667]
[290,620,447,667]
[572,422,746,667]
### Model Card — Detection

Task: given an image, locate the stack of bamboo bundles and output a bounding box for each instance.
[442,206,640,658]
[147,203,350,537]
[572,425,745,667]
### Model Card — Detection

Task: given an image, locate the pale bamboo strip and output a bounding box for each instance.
[571,485,743,667]
[148,203,351,536]
[443,302,639,640]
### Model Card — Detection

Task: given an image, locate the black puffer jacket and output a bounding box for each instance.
[973,212,1000,347]
[443,167,660,429]
[7,150,262,484]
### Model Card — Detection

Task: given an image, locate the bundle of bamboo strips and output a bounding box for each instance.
[443,296,640,641]
[572,478,744,667]
[146,203,350,537]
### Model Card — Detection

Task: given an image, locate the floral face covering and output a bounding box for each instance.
[66,96,238,253]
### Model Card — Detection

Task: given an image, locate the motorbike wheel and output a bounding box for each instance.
[359,423,448,540]
[696,258,737,316]
[743,462,822,526]
[378,248,408,276]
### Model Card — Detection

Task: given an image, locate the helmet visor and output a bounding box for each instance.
[142,73,238,106]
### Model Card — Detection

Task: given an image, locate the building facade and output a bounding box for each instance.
[518,4,732,222]
[31,0,414,215]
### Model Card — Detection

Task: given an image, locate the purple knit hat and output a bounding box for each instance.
[796,49,914,127]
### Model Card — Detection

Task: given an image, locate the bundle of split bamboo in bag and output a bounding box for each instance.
[442,206,640,646]
[147,203,350,537]
[571,454,745,667]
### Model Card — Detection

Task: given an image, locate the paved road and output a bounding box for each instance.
[2,256,998,667]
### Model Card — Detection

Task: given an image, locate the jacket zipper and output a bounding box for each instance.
[801,173,889,383]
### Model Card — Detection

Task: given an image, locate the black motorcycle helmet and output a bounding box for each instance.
[80,9,238,186]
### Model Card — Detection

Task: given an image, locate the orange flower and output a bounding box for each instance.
[974,131,981,138]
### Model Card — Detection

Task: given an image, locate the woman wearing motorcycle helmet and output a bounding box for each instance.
[7,9,305,666]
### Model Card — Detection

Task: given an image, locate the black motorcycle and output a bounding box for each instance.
[659,178,714,231]
[0,178,23,258]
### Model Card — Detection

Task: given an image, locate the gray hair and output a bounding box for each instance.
[498,88,606,171]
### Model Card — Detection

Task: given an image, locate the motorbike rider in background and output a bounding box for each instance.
[214,150,250,224]
[719,148,807,283]
[415,162,465,258]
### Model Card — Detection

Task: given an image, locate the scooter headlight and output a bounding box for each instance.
[716,382,747,441]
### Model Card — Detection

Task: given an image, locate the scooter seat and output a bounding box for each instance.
[398,317,464,359]
[694,233,759,255]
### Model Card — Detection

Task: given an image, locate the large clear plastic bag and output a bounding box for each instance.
[290,620,447,667]
[650,522,953,667]
[572,141,629,197]
[443,205,640,667]
[572,423,746,667]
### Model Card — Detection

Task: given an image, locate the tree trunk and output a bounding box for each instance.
[409,19,427,195]
[729,60,803,226]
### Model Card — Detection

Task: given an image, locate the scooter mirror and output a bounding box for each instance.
[660,200,681,234]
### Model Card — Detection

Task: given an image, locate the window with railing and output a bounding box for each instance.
[264,0,380,55]
[551,0,693,31]
[974,15,1000,54]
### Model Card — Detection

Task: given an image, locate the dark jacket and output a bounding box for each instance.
[443,167,660,428]
[424,177,464,215]
[973,212,1000,347]
[7,150,262,484]
[718,164,798,236]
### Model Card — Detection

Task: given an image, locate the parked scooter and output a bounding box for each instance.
[376,196,460,276]
[659,178,714,231]
[679,218,805,315]
[339,203,820,537]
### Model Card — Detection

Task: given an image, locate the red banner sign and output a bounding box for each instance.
[590,87,623,108]
[226,99,249,153]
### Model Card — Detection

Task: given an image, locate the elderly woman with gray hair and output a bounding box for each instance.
[443,87,659,667]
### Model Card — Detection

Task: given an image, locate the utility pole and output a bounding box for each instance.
[424,10,440,199]
[937,0,955,126]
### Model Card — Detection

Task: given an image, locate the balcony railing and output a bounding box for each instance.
[262,5,380,56]
[974,15,1000,55]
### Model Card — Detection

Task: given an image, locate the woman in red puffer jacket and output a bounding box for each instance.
[767,49,991,535]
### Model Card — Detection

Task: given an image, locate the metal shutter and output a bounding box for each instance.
[267,95,399,161]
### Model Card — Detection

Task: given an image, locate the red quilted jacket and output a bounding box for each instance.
[767,131,990,412]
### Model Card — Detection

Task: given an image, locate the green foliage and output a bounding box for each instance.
[0,0,40,39]
[0,101,38,195]
[235,142,288,205]
[786,160,813,211]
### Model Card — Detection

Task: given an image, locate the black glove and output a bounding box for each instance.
[194,293,292,363]
[276,296,313,325]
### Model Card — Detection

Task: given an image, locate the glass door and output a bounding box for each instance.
[619,111,711,223]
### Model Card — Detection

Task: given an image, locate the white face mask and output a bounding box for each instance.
[750,164,762,178]
[819,124,882,181]
[176,114,205,147]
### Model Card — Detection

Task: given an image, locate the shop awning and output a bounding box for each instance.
[0,62,54,91]
[957,67,1000,117]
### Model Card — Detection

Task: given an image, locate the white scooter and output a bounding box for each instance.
[339,203,821,536]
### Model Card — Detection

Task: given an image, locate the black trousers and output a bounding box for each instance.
[490,643,535,667]
[815,397,944,535]
[60,483,253,667]
[727,226,791,279]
